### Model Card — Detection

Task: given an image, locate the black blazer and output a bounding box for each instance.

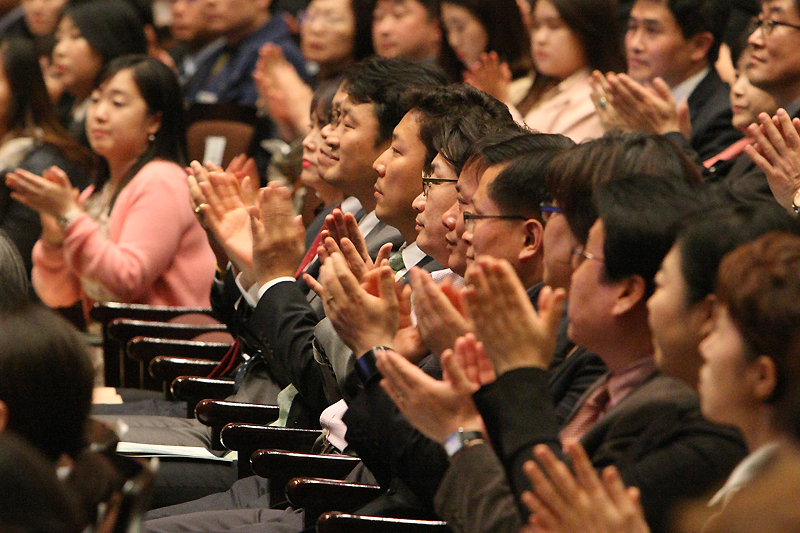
[473,367,747,533]
[687,69,743,162]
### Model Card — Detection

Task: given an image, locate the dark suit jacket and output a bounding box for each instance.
[469,367,746,533]
[687,69,743,162]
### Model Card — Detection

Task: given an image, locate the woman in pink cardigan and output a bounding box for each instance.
[6,56,215,315]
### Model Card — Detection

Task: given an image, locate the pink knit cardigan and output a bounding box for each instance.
[32,160,216,311]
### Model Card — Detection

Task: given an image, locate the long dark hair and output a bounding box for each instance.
[0,38,93,169]
[519,0,625,115]
[440,0,532,78]
[91,55,187,207]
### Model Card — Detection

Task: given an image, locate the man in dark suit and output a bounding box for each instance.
[724,0,800,209]
[423,175,746,533]
[622,0,741,160]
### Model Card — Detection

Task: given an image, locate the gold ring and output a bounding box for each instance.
[598,96,607,109]
[194,203,207,215]
[326,295,334,303]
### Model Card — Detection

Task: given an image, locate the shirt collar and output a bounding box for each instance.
[671,67,709,103]
[607,356,657,409]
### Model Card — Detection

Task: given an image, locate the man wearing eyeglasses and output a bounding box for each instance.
[747,0,800,109]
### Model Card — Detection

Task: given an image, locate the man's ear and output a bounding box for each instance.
[751,355,778,402]
[0,400,8,433]
[689,31,714,63]
[518,218,544,262]
[611,275,647,317]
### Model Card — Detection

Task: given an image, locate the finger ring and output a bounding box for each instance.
[194,203,208,215]
[598,96,607,110]
[397,391,405,400]
[326,295,334,303]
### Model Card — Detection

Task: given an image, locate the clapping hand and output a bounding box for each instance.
[464,256,565,376]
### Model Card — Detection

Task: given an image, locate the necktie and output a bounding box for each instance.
[559,379,610,445]
[389,249,406,273]
[296,224,327,278]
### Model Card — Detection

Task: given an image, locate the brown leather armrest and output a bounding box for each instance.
[316,512,449,533]
[195,401,280,428]
[286,478,383,529]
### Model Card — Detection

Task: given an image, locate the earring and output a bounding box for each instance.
[148,133,156,142]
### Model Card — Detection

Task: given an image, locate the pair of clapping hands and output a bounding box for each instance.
[589,71,691,139]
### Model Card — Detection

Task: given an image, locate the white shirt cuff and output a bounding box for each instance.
[256,277,296,302]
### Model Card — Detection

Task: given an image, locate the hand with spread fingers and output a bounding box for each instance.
[249,182,306,286]
[6,166,80,219]
[521,442,649,533]
[376,335,486,443]
[463,52,512,103]
[464,256,566,376]
[188,160,257,277]
[314,253,400,356]
[591,72,690,138]
[745,109,800,211]
[317,208,393,280]
[410,267,472,358]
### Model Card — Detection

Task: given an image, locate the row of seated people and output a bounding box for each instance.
[66,50,800,533]
[0,0,777,324]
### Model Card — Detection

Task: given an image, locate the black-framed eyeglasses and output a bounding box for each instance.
[749,15,800,36]
[422,176,458,197]
[539,202,562,222]
[463,211,526,232]
[571,246,604,266]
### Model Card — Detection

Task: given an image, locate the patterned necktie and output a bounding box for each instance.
[388,249,406,273]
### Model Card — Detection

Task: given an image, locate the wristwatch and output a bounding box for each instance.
[443,427,484,457]
[792,189,800,215]
[355,345,393,382]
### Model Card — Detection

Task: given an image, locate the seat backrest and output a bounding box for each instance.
[185,103,258,168]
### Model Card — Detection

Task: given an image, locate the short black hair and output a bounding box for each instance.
[596,174,700,297]
[677,202,800,305]
[546,131,702,244]
[461,126,566,177]
[403,85,515,172]
[488,138,575,220]
[656,0,727,64]
[341,57,449,144]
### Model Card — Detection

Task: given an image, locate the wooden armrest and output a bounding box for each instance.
[90,303,214,324]
[149,357,219,393]
[170,376,235,418]
[195,401,280,428]
[286,478,383,529]
[110,319,230,346]
[317,512,449,533]
[248,451,361,511]
[170,376,235,401]
[219,424,321,478]
[250,449,358,480]
[129,337,231,364]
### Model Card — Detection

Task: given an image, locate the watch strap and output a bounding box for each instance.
[443,428,484,457]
